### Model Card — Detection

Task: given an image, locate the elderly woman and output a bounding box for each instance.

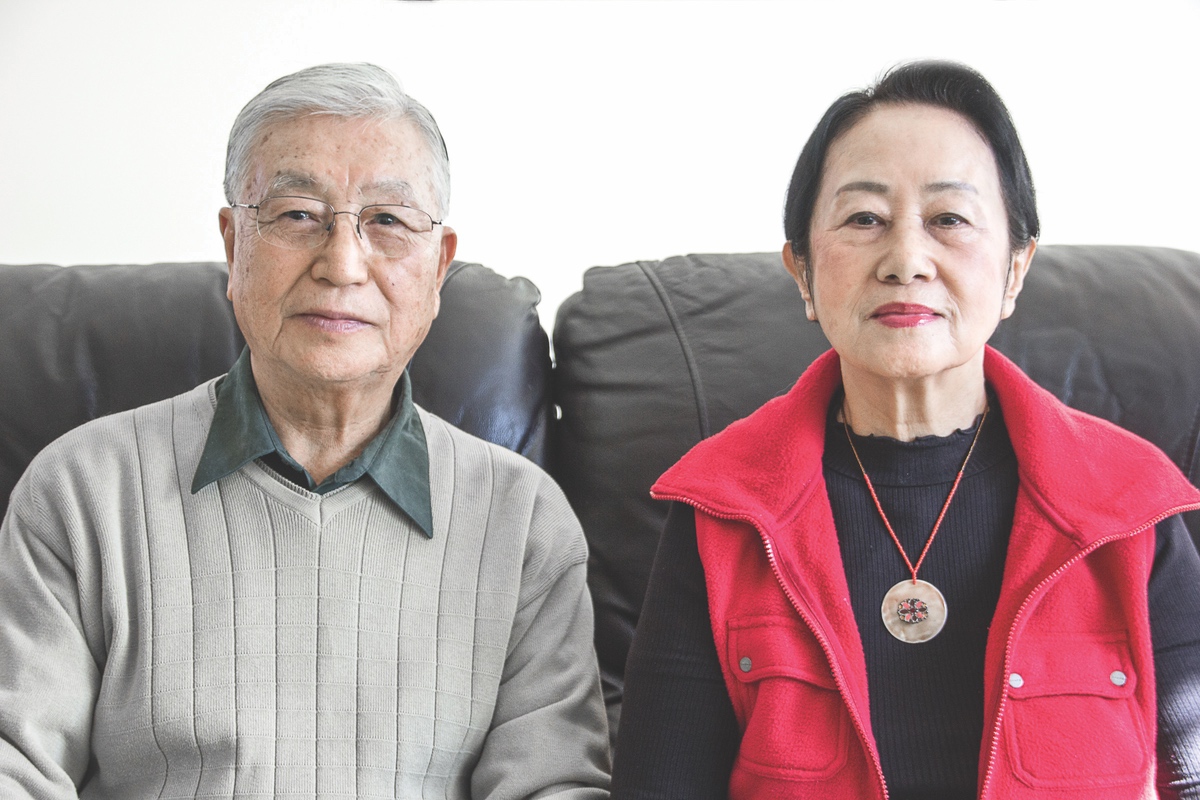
[611,62,1200,799]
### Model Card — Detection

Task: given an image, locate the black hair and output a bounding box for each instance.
[784,60,1039,276]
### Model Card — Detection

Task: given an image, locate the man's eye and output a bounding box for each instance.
[281,209,315,222]
[366,211,419,234]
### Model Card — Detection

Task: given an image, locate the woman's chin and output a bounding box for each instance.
[839,345,980,386]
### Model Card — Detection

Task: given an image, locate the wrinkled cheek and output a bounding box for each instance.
[409,295,437,337]
[231,287,285,350]
[395,292,439,351]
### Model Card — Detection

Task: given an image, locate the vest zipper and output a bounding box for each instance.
[978,502,1200,799]
[653,492,890,800]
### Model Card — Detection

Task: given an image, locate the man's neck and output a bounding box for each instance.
[251,358,397,485]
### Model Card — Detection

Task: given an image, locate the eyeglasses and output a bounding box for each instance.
[230,196,442,258]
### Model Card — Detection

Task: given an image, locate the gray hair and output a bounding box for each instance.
[223,63,450,218]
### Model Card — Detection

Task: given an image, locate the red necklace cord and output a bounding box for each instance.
[842,405,989,585]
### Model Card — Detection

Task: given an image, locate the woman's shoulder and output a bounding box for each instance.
[653,352,841,513]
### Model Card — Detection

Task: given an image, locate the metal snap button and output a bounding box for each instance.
[1110,670,1127,687]
[739,656,752,673]
[1008,672,1024,689]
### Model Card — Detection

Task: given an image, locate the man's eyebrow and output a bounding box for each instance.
[363,179,418,202]
[263,174,420,204]
[267,173,322,195]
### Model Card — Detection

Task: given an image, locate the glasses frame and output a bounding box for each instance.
[230,195,443,255]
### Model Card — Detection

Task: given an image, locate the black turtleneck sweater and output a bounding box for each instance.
[611,401,1200,799]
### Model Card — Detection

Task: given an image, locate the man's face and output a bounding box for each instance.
[219,115,456,394]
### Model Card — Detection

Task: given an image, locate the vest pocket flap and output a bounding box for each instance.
[727,616,836,689]
[1008,633,1136,699]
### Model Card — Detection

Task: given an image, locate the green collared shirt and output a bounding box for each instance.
[191,348,433,538]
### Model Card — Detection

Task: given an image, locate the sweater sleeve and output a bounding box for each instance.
[0,474,98,799]
[610,502,739,800]
[1152,515,1200,799]
[470,472,611,800]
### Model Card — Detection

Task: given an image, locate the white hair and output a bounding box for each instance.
[223,63,450,218]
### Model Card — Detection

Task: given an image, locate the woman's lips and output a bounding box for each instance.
[871,302,941,328]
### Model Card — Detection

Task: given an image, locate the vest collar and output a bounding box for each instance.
[653,346,1200,546]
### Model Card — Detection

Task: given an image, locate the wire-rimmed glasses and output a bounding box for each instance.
[230,196,442,258]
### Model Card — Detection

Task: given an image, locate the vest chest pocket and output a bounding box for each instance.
[727,616,850,780]
[1005,632,1149,789]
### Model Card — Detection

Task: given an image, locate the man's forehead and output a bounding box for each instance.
[241,115,436,206]
[265,172,420,203]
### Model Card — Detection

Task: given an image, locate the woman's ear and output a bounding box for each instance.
[782,242,817,322]
[1001,239,1037,319]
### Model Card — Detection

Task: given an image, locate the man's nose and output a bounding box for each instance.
[311,212,370,285]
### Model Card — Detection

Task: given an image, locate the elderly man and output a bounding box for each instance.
[0,64,610,798]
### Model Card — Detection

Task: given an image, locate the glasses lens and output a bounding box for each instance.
[360,205,436,258]
[255,197,334,250]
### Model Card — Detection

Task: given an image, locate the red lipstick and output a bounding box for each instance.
[871,303,940,328]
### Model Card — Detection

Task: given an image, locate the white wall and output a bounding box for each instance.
[2,0,1198,327]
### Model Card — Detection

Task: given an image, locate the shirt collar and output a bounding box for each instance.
[191,348,433,538]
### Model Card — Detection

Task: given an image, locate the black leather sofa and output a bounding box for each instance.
[5,244,1200,751]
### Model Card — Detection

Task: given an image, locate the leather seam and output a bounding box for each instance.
[638,261,711,439]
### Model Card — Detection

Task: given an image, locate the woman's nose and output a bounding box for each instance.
[876,219,936,284]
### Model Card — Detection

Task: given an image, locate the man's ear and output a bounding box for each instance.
[782,242,817,322]
[219,207,237,302]
[436,226,457,291]
[1001,239,1037,319]
[429,226,458,318]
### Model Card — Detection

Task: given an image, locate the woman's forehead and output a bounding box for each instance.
[820,104,1001,199]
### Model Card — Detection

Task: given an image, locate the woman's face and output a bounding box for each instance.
[785,103,1035,387]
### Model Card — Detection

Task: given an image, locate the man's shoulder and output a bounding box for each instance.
[415,404,549,482]
[415,405,587,571]
[19,380,218,492]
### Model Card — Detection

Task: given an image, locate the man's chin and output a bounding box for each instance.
[269,349,398,391]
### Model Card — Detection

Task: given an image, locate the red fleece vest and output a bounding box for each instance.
[653,348,1200,800]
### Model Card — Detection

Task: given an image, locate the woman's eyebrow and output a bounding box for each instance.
[833,180,980,197]
[836,180,889,196]
[925,180,978,195]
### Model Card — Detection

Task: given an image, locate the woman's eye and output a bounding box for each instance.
[932,213,966,227]
[848,212,882,227]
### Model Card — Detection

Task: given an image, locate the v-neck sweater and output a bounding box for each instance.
[0,379,610,799]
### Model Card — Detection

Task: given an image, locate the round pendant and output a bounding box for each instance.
[881,579,947,643]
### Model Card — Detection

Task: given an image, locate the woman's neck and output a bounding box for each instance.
[839,360,987,442]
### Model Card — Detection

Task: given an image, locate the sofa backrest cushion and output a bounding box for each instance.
[0,260,551,516]
[551,244,1200,737]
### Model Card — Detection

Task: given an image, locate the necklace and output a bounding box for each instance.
[842,405,989,644]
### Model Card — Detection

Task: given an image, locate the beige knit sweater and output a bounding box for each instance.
[0,380,610,799]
